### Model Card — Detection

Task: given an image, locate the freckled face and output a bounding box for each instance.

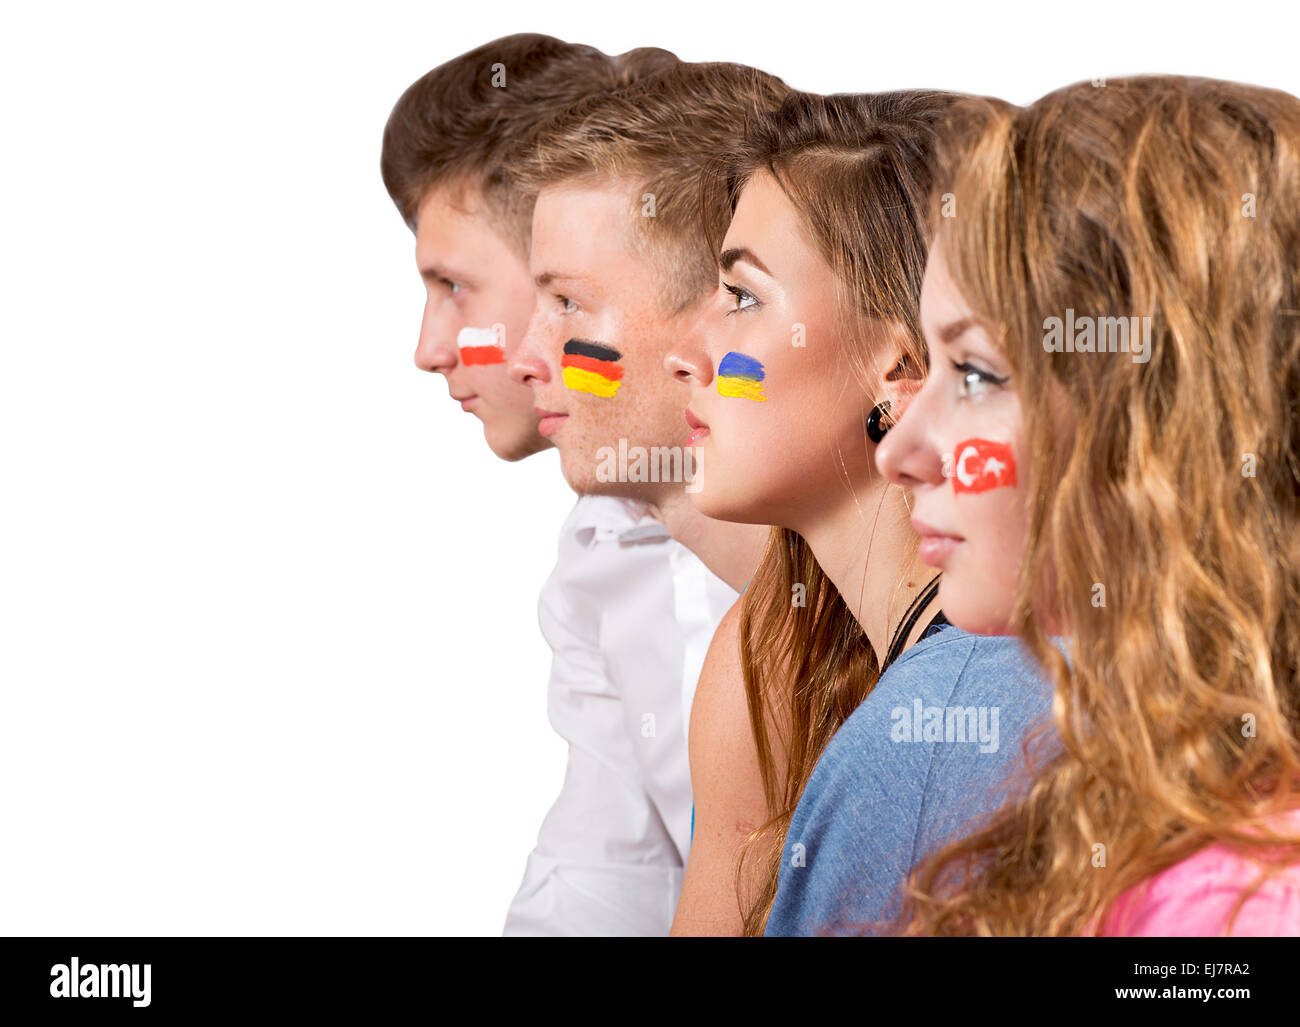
[412,185,547,462]
[875,243,1028,635]
[511,182,696,496]
[666,171,885,527]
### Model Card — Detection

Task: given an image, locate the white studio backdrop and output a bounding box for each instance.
[1,0,1295,936]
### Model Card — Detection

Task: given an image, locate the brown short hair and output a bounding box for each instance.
[512,62,790,311]
[380,34,677,252]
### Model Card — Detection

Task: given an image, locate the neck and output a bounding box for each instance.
[645,489,767,593]
[791,475,937,668]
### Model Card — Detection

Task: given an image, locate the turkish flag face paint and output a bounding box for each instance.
[952,438,1017,494]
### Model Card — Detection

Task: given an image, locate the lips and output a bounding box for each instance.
[911,515,964,567]
[685,408,710,446]
[535,407,568,438]
[451,394,479,413]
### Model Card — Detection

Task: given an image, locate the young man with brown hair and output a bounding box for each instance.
[381,36,740,935]
[381,33,674,462]
[507,57,790,920]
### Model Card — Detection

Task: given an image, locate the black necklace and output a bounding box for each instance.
[882,574,944,673]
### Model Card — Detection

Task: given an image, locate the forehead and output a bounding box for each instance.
[414,183,511,269]
[724,171,822,277]
[727,171,794,237]
[920,242,968,329]
[530,180,641,273]
[920,241,1006,363]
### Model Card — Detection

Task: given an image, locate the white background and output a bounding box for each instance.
[2,0,1295,936]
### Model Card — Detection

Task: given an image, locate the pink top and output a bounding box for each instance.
[1099,812,1300,936]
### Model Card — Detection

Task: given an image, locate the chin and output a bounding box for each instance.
[938,579,1016,637]
[685,479,767,525]
[485,425,551,463]
[559,463,668,502]
[685,487,732,521]
[556,454,602,497]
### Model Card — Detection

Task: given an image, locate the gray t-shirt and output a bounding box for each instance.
[765,623,1055,935]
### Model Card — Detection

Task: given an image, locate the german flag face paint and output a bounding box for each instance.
[457,325,505,366]
[716,351,768,402]
[561,340,624,398]
[952,438,1017,494]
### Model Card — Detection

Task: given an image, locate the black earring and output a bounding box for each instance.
[866,400,892,444]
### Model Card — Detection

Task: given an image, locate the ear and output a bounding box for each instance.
[867,321,926,412]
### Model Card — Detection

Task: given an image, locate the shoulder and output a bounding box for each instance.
[689,600,748,757]
[883,627,1049,702]
[865,627,1055,756]
[686,598,770,870]
[1104,815,1300,936]
[544,496,671,616]
[769,629,1057,935]
[789,629,1054,864]
[812,627,988,762]
[705,598,743,670]
[1104,853,1300,937]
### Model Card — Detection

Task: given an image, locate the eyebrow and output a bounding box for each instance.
[718,247,772,276]
[534,270,594,289]
[418,262,466,283]
[938,317,980,345]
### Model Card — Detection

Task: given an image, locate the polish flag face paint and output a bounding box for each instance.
[457,324,506,366]
[952,438,1017,494]
[561,340,624,398]
[716,352,768,401]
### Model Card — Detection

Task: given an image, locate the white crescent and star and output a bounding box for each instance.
[955,446,1011,487]
[956,445,978,487]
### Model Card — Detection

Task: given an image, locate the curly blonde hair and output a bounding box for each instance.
[901,76,1300,935]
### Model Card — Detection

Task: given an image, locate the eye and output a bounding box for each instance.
[425,274,463,298]
[722,282,759,316]
[557,294,579,314]
[951,359,1009,398]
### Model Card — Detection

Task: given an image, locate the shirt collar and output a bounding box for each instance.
[571,496,671,548]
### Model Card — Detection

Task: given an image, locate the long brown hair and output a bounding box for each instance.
[902,76,1300,935]
[701,90,960,934]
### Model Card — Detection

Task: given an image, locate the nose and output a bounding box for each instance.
[664,292,718,385]
[508,306,552,387]
[876,375,945,488]
[414,298,458,375]
[664,346,713,387]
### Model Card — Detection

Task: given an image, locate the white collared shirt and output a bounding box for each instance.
[502,495,737,936]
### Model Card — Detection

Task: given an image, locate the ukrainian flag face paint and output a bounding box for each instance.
[561,340,624,398]
[716,351,768,401]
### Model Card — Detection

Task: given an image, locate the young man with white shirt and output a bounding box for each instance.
[508,61,790,600]
[507,57,790,910]
[381,36,760,934]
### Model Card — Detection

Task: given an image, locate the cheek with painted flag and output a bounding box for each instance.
[952,438,1017,494]
[457,325,506,366]
[716,351,768,402]
[561,340,624,397]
